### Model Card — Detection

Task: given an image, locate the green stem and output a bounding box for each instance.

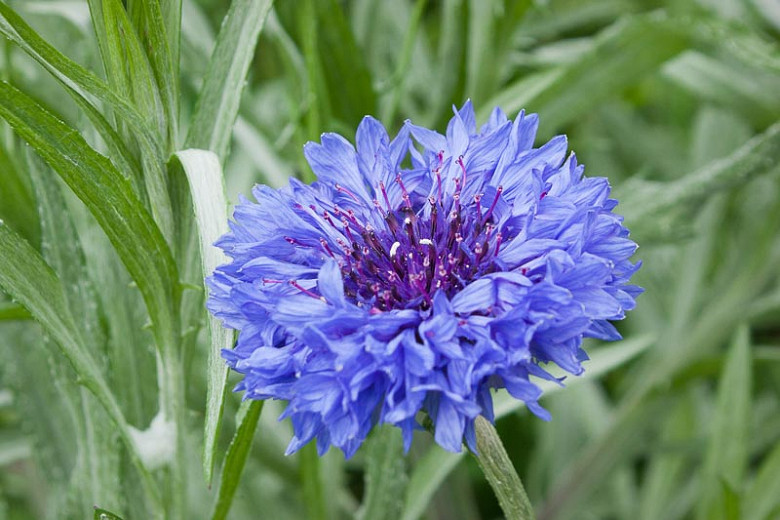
[473,416,536,520]
[300,442,327,520]
[156,342,186,520]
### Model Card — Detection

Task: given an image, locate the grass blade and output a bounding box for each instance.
[696,324,752,520]
[380,0,428,124]
[94,0,165,135]
[169,149,232,485]
[128,0,181,146]
[744,440,780,520]
[0,140,39,245]
[619,121,780,238]
[0,4,174,241]
[186,0,274,159]
[0,81,179,360]
[480,13,691,132]
[211,401,264,520]
[0,221,160,510]
[311,0,376,126]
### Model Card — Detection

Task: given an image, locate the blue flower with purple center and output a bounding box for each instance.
[208,101,642,457]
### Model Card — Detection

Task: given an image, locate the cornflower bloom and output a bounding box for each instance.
[208,101,641,457]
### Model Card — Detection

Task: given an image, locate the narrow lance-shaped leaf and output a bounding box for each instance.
[0,221,161,510]
[0,140,40,245]
[311,0,376,125]
[618,121,780,237]
[0,81,179,358]
[127,0,180,147]
[0,4,174,242]
[744,439,780,520]
[27,153,127,513]
[98,0,165,136]
[696,324,752,520]
[211,401,264,520]
[480,13,691,132]
[186,0,274,160]
[169,149,232,485]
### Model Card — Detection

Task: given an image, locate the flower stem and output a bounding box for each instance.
[300,442,327,520]
[473,416,536,520]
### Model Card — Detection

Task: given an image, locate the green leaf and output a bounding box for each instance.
[637,393,697,520]
[401,335,653,520]
[298,0,328,153]
[27,153,127,512]
[310,0,376,127]
[619,121,780,239]
[663,51,780,127]
[380,0,429,124]
[28,154,105,354]
[186,0,273,160]
[357,425,408,520]
[401,446,463,520]
[463,0,531,104]
[159,0,182,81]
[127,0,181,146]
[0,140,39,245]
[480,13,691,133]
[90,0,165,135]
[0,81,179,360]
[169,149,232,485]
[211,401,264,520]
[696,324,752,520]
[720,479,741,520]
[0,221,160,510]
[299,442,327,520]
[0,222,97,408]
[744,440,780,520]
[0,3,174,241]
[0,301,31,320]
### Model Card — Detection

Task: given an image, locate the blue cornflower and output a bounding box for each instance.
[208,101,642,457]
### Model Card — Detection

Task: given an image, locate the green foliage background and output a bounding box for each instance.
[1,0,779,519]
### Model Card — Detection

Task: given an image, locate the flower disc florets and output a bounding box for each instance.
[208,102,642,457]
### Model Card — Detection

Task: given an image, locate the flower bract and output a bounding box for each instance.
[208,101,642,457]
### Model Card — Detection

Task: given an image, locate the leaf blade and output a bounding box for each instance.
[696,324,752,520]
[480,13,691,132]
[211,401,264,520]
[0,80,179,359]
[170,149,232,485]
[186,0,274,159]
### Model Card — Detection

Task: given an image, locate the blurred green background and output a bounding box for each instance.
[1,0,780,519]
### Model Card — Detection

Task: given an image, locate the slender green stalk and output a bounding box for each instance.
[300,443,327,520]
[473,416,535,520]
[157,342,185,520]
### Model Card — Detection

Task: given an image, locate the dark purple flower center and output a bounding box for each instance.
[290,157,508,313]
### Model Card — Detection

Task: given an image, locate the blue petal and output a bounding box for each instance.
[304,133,371,202]
[434,398,465,453]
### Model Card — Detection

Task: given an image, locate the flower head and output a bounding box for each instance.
[208,101,642,457]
